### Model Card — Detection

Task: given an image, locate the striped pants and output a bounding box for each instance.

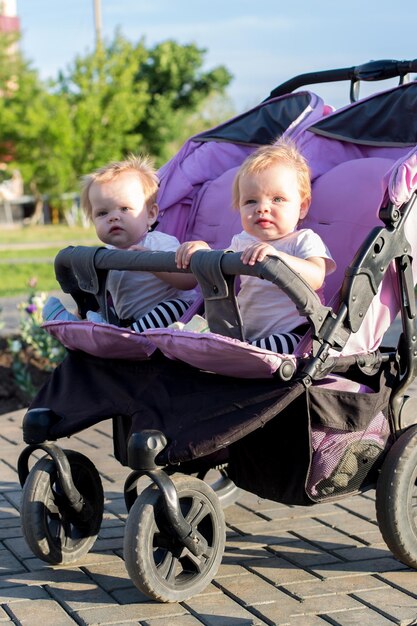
[251,328,305,354]
[131,299,191,333]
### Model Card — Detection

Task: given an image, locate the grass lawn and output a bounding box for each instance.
[0,224,100,297]
[0,224,98,246]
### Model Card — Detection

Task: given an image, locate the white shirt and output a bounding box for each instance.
[230,229,336,341]
[107,230,194,320]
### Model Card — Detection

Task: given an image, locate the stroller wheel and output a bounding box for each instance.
[123,474,225,602]
[21,450,104,564]
[376,425,417,568]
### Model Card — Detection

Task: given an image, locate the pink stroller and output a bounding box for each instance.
[17,59,417,602]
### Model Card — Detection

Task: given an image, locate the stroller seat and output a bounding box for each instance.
[43,153,401,378]
[43,89,330,367]
[146,154,398,377]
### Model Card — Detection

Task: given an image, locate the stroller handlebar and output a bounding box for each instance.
[55,245,322,307]
[54,245,334,343]
[267,58,417,100]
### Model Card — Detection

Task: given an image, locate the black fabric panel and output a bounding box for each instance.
[29,352,395,507]
[309,81,417,147]
[307,361,396,431]
[196,93,312,146]
[29,350,304,464]
[227,392,313,506]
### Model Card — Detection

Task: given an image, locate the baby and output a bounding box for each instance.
[43,155,196,331]
[176,140,335,353]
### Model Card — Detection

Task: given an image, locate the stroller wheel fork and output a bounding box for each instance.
[124,430,225,602]
[126,430,208,556]
[18,442,88,517]
[19,444,104,565]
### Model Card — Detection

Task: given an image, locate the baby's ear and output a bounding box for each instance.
[148,202,159,225]
[299,197,310,219]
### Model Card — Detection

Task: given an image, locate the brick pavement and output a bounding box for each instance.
[2,309,417,624]
[2,405,417,626]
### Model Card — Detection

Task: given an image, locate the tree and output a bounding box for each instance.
[132,39,232,163]
[57,33,233,170]
[0,32,74,200]
[56,33,150,178]
[0,31,233,214]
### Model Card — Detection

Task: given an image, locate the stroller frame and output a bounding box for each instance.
[17,58,417,602]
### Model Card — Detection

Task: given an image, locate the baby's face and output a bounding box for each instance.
[238,163,309,241]
[90,171,157,249]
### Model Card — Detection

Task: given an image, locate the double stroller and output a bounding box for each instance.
[17,58,417,602]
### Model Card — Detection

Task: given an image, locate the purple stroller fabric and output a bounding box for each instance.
[152,80,417,374]
[156,91,330,247]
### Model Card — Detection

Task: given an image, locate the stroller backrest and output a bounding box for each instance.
[298,80,417,354]
[155,81,417,355]
[156,91,330,248]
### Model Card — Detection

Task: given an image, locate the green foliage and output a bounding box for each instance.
[0,30,233,207]
[56,33,149,177]
[0,37,74,201]
[134,40,233,163]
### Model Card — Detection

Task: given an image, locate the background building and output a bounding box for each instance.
[0,0,19,36]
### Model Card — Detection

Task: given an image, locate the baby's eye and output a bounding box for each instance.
[95,210,107,217]
[243,199,256,205]
[273,196,283,203]
[120,206,131,212]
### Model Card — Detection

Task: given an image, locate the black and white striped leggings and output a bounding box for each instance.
[131,298,191,333]
[251,324,308,354]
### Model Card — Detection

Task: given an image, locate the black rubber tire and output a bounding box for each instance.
[21,450,104,564]
[376,425,417,568]
[123,474,225,602]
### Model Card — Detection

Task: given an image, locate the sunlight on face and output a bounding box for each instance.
[239,163,309,241]
[90,171,158,249]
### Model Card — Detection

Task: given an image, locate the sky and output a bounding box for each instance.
[15,0,417,113]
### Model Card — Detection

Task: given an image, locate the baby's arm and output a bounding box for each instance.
[175,241,212,269]
[129,243,197,290]
[240,241,326,291]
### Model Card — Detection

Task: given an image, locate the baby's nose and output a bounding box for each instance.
[108,213,120,221]
[257,201,270,213]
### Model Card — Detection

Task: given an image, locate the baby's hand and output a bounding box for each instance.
[240,242,278,265]
[176,241,211,269]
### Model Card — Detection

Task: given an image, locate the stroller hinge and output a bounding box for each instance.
[341,196,416,334]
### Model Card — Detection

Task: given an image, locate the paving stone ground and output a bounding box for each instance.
[2,408,417,626]
[2,309,417,625]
